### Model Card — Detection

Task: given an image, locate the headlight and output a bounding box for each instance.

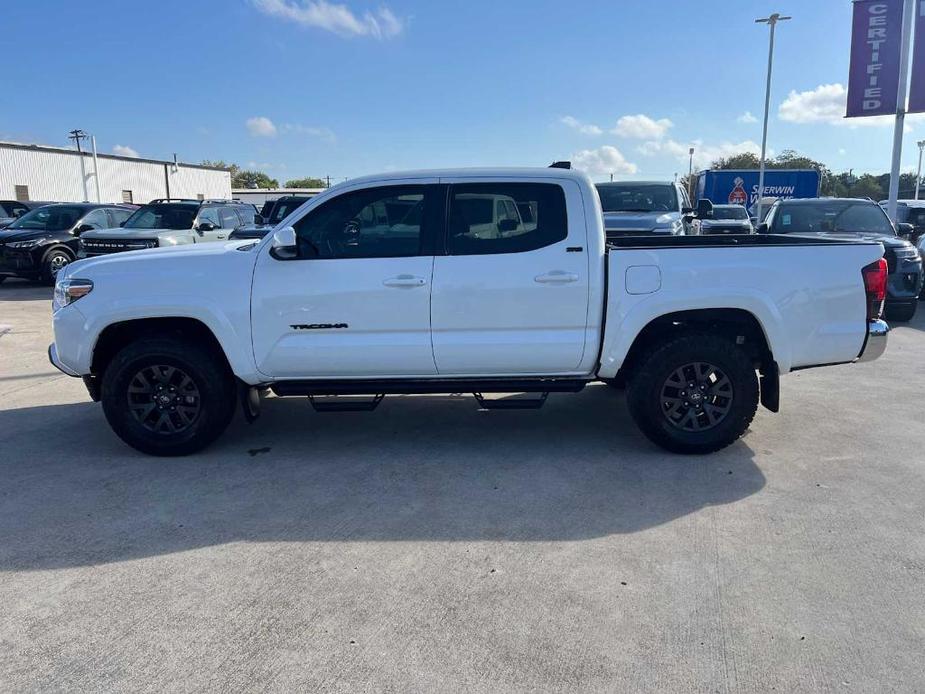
[8,238,47,249]
[53,278,93,312]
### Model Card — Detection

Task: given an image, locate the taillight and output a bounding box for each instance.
[862,258,888,320]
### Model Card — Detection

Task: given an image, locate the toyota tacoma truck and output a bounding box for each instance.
[49,167,891,457]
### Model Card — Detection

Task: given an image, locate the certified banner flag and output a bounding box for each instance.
[846,0,906,118]
[909,0,925,112]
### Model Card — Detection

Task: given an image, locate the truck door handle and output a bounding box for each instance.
[217,234,226,239]
[383,275,427,288]
[535,271,579,284]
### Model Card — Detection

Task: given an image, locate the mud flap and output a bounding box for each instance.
[241,384,262,423]
[760,361,780,413]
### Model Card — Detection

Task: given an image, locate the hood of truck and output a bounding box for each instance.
[68,238,253,273]
[602,211,679,233]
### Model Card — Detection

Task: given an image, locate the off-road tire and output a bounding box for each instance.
[101,337,236,456]
[626,334,759,455]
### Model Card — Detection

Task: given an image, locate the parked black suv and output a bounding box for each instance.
[0,203,136,284]
[761,198,924,321]
[230,195,314,240]
[882,200,925,245]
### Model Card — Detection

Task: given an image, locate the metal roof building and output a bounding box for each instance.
[0,141,231,205]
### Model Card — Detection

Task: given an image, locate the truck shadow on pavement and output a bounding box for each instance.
[0,385,765,571]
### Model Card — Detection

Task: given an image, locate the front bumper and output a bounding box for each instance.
[0,246,39,278]
[48,343,80,376]
[858,320,890,363]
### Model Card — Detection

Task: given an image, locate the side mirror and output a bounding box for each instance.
[756,222,770,234]
[75,223,94,234]
[498,219,519,233]
[897,222,915,239]
[695,199,714,219]
[271,226,298,260]
[197,221,216,232]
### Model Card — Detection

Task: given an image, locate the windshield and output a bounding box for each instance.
[597,184,677,213]
[7,206,82,231]
[123,203,197,230]
[771,201,895,235]
[713,205,748,220]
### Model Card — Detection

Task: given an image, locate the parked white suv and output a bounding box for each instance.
[49,167,890,456]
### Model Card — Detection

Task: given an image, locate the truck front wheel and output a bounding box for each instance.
[626,334,759,455]
[100,337,236,456]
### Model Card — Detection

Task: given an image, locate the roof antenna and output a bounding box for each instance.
[549,161,571,169]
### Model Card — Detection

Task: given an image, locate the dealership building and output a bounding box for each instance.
[0,141,231,205]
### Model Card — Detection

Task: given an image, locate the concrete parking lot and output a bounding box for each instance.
[1,279,923,693]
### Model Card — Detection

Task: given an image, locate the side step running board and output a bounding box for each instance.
[474,392,549,410]
[308,394,385,412]
[271,377,587,397]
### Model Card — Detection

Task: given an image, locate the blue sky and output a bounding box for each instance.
[3,0,923,182]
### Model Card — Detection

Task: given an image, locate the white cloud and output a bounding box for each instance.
[571,146,638,176]
[112,144,139,157]
[777,83,925,128]
[246,116,277,137]
[560,116,603,136]
[638,138,762,169]
[737,111,759,124]
[252,0,404,39]
[282,123,337,143]
[612,114,673,140]
[778,83,847,124]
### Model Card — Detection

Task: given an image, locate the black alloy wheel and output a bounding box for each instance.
[127,364,202,434]
[659,361,733,432]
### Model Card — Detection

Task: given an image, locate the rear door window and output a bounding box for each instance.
[447,183,567,255]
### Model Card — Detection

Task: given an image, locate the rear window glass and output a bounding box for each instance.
[448,183,567,256]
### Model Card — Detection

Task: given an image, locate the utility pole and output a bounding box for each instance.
[754,13,791,225]
[325,175,332,188]
[886,0,915,220]
[90,135,101,203]
[688,147,695,199]
[915,140,924,200]
[68,129,89,202]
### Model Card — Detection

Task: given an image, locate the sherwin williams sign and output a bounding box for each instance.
[847,0,905,117]
[909,0,925,112]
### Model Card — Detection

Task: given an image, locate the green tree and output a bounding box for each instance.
[233,170,279,189]
[202,160,278,189]
[711,152,762,170]
[284,177,327,188]
[848,174,884,200]
[201,160,239,178]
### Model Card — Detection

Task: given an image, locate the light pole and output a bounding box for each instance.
[754,12,791,225]
[68,129,90,202]
[916,140,925,200]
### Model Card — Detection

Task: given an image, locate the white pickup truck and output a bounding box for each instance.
[49,167,890,456]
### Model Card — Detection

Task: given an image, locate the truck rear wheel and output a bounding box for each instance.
[100,337,236,456]
[626,334,758,455]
